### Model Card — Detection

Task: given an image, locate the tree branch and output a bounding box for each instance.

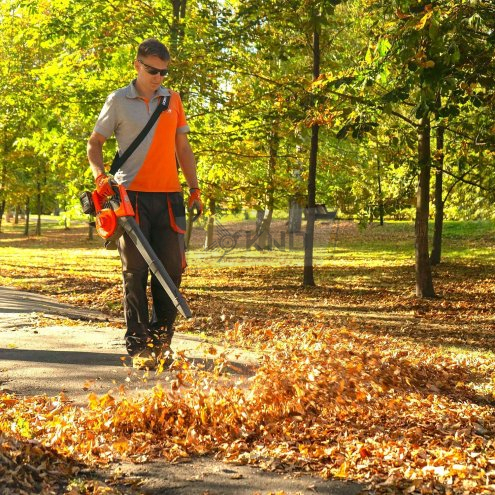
[196,148,296,160]
[431,162,491,195]
[389,110,418,128]
[436,124,494,148]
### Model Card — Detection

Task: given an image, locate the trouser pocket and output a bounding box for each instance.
[167,193,186,233]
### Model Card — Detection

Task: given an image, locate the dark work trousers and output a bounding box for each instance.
[117,191,186,356]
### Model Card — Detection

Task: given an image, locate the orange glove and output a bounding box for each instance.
[188,188,203,218]
[95,173,116,199]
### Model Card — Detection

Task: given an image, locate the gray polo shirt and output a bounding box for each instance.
[94,81,190,190]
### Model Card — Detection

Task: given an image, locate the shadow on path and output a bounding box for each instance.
[0,286,109,320]
[0,348,125,366]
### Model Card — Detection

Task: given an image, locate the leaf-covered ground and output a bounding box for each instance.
[1,219,495,494]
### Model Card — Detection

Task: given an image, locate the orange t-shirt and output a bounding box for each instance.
[128,91,187,192]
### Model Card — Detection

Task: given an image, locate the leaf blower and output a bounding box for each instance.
[79,185,192,319]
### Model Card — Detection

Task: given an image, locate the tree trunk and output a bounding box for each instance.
[170,0,186,56]
[257,209,274,250]
[0,163,4,231]
[377,158,384,226]
[203,198,216,250]
[185,211,194,249]
[35,181,42,236]
[0,199,5,232]
[288,197,302,233]
[303,18,320,287]
[258,131,278,250]
[304,122,319,286]
[255,210,264,234]
[171,0,180,55]
[415,116,435,298]
[24,197,30,236]
[430,123,445,266]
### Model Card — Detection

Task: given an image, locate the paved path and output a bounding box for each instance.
[0,286,256,403]
[0,286,363,495]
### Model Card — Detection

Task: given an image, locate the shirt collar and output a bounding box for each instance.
[126,80,171,100]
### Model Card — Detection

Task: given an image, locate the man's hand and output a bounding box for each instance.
[188,188,203,219]
[95,173,116,199]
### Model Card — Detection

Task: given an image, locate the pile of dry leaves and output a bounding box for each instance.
[2,319,495,494]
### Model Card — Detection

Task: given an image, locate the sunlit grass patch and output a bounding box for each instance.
[0,219,494,348]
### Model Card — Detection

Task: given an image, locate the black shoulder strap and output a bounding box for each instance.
[109,94,171,176]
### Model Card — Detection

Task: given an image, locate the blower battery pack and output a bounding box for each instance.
[79,191,96,216]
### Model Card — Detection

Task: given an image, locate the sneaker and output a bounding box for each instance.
[149,327,174,364]
[157,345,174,368]
[132,348,157,370]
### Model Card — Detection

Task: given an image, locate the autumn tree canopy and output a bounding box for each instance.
[0,0,494,291]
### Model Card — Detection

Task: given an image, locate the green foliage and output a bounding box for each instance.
[0,0,493,233]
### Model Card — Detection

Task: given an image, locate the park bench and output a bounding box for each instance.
[303,204,337,221]
[314,204,337,220]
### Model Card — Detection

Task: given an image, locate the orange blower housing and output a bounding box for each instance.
[92,184,135,242]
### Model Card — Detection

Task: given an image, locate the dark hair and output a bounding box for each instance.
[137,38,170,61]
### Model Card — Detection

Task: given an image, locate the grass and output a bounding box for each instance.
[1,216,493,278]
[0,216,494,346]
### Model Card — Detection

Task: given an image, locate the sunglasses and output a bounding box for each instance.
[138,59,169,76]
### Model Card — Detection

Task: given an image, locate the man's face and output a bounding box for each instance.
[134,55,169,93]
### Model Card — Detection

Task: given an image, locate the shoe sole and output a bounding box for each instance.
[132,356,157,370]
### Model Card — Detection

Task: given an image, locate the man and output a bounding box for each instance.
[87,38,202,370]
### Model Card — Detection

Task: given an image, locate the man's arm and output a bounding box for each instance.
[87,131,108,179]
[175,132,199,189]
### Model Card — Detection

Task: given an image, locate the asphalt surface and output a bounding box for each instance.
[0,286,257,403]
[0,286,363,495]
